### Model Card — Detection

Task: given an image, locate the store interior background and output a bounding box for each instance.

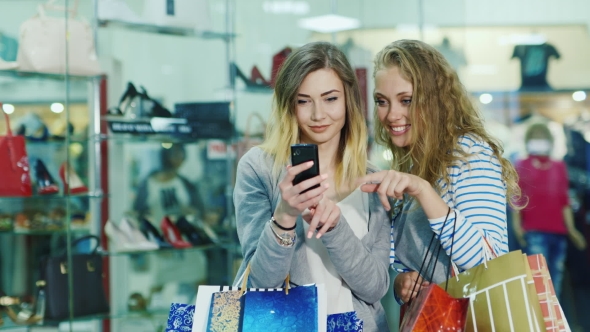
[1,0,590,331]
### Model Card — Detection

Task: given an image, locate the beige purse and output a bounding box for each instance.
[16,0,102,76]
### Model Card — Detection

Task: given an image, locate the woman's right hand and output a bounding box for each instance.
[274,161,329,228]
[394,271,430,303]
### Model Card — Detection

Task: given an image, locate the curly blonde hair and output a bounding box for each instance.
[373,39,521,207]
[260,42,367,193]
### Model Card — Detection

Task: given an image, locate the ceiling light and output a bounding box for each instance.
[2,104,15,114]
[50,103,64,113]
[298,14,360,33]
[161,143,173,149]
[479,93,493,104]
[498,34,547,46]
[573,91,587,102]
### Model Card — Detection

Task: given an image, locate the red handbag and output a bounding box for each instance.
[399,209,469,332]
[0,106,32,196]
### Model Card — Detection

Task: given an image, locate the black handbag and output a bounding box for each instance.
[39,235,110,320]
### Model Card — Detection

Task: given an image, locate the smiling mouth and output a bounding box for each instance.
[389,124,411,136]
[310,125,330,132]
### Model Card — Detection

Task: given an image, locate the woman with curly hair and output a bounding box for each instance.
[359,39,521,304]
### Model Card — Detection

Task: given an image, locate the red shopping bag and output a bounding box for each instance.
[0,106,32,196]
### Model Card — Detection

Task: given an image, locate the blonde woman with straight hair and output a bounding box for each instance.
[233,42,390,331]
[359,39,521,304]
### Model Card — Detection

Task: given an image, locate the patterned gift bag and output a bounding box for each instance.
[167,303,195,332]
[527,254,572,332]
[327,311,364,332]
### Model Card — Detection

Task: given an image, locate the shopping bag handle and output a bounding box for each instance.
[1,104,19,172]
[238,263,291,296]
[2,103,13,137]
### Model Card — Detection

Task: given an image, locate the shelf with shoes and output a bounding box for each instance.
[0,69,104,82]
[98,20,236,41]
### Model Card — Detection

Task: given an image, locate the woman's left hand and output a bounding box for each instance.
[358,170,427,211]
[302,197,340,239]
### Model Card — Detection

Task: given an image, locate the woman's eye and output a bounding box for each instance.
[401,98,412,105]
[375,99,387,106]
[326,96,338,102]
[297,99,308,105]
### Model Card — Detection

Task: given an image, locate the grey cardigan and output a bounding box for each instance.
[233,147,391,332]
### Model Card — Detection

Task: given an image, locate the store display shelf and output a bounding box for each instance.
[0,192,105,201]
[0,310,170,330]
[0,69,102,81]
[26,138,92,146]
[99,20,235,40]
[0,228,91,236]
[102,241,238,257]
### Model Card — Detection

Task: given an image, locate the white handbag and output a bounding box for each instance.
[142,0,211,31]
[16,0,102,76]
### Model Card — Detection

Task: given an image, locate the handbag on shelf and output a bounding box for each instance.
[399,209,470,332]
[0,109,33,197]
[16,0,102,76]
[235,112,266,163]
[39,235,110,320]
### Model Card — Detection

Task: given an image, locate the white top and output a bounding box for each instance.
[146,176,190,225]
[303,188,369,314]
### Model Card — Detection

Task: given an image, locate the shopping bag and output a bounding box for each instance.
[527,254,572,332]
[192,263,326,332]
[240,284,320,331]
[441,250,545,332]
[400,284,469,332]
[327,311,363,332]
[0,109,32,197]
[399,209,469,332]
[16,0,102,75]
[167,303,195,332]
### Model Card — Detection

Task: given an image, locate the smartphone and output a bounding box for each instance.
[291,144,320,193]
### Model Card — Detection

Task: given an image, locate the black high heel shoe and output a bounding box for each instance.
[34,160,59,195]
[108,82,139,116]
[139,217,173,249]
[138,86,172,118]
[176,216,214,246]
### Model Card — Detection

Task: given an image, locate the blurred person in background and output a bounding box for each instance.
[512,122,587,297]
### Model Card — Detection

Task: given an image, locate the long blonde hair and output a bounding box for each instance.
[373,39,521,207]
[260,42,367,192]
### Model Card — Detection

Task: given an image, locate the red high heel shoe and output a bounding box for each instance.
[250,66,270,87]
[161,216,192,248]
[59,162,88,194]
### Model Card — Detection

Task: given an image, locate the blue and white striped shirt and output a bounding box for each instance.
[390,135,509,273]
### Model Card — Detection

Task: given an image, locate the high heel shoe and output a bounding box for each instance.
[250,66,270,87]
[0,292,41,325]
[161,216,192,248]
[139,217,173,249]
[108,82,139,116]
[34,160,59,195]
[105,218,159,252]
[175,216,210,246]
[59,162,88,194]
